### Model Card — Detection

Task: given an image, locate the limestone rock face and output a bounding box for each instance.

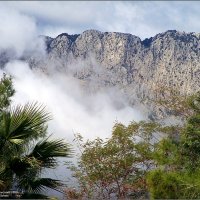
[38,29,200,118]
[2,29,200,118]
[44,30,200,94]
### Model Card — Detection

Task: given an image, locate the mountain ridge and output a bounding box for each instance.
[44,29,200,47]
[40,29,200,118]
[2,29,200,119]
[42,29,200,91]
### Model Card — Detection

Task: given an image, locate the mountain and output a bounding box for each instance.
[3,29,200,119]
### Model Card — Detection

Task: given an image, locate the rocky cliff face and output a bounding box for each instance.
[39,30,200,108]
[4,29,200,118]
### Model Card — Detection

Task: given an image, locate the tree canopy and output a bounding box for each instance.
[66,92,200,199]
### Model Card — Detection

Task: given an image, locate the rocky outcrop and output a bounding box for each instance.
[42,30,200,94]
[3,29,200,118]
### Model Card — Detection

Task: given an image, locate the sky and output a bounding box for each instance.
[1,1,200,39]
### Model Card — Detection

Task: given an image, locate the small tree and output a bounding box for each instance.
[67,121,161,199]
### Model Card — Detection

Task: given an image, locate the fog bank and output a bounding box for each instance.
[5,60,144,143]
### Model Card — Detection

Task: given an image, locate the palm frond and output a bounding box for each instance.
[0,102,51,143]
[0,165,13,191]
[0,179,6,191]
[9,156,40,176]
[0,101,72,195]
[19,177,63,193]
[9,138,24,144]
[29,138,72,168]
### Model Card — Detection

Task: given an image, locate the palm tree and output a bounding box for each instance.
[0,102,72,197]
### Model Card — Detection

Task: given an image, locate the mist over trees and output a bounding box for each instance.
[1,75,200,199]
[65,92,200,199]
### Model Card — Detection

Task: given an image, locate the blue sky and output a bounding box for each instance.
[1,1,200,39]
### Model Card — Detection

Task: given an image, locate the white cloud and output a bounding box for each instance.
[5,60,144,142]
[3,58,145,196]
[40,25,78,38]
[2,1,200,39]
[0,5,45,57]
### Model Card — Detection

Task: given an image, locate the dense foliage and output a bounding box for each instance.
[67,122,157,199]
[147,92,200,199]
